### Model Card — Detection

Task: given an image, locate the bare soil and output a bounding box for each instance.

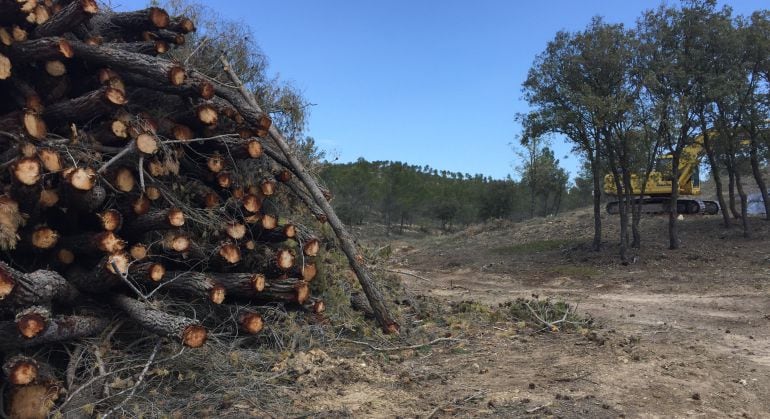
[279,210,770,418]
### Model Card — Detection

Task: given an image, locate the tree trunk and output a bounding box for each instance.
[733,167,751,238]
[748,135,770,221]
[728,169,740,219]
[112,294,207,347]
[32,0,99,38]
[669,151,681,250]
[590,151,602,251]
[702,132,730,227]
[0,262,80,311]
[0,315,109,350]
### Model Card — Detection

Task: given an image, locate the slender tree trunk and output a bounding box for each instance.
[669,151,681,250]
[606,141,628,262]
[748,135,770,220]
[733,167,751,238]
[702,132,730,227]
[728,169,740,219]
[590,152,602,251]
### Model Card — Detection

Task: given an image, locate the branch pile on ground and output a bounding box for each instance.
[0,2,344,416]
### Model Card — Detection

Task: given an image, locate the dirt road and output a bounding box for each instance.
[382,213,770,418]
[283,213,769,418]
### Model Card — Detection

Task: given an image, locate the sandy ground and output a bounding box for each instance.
[275,211,770,418]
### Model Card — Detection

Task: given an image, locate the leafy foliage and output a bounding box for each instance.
[320,159,580,231]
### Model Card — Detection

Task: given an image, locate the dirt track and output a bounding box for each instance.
[268,212,770,418]
[293,211,769,418]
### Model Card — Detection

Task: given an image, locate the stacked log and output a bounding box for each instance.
[0,2,343,415]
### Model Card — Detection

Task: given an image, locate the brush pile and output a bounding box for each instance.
[0,1,341,415]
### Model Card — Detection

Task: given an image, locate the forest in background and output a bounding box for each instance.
[319,154,591,232]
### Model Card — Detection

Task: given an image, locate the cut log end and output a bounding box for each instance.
[8,384,59,419]
[0,266,15,299]
[130,243,148,260]
[246,139,263,158]
[148,263,165,282]
[105,252,130,275]
[97,232,126,253]
[65,167,96,191]
[218,243,241,264]
[23,112,47,140]
[14,158,41,186]
[167,208,185,227]
[38,149,62,172]
[58,38,74,58]
[199,81,214,99]
[182,324,206,348]
[32,226,59,250]
[260,179,276,196]
[283,224,296,239]
[312,300,325,314]
[225,222,246,240]
[135,133,158,155]
[251,273,265,292]
[149,7,170,28]
[261,214,277,230]
[172,124,193,141]
[114,167,135,192]
[242,194,261,214]
[100,209,123,231]
[39,189,59,208]
[276,249,295,271]
[57,248,74,265]
[17,311,48,339]
[105,87,126,105]
[168,66,185,86]
[174,16,195,33]
[6,358,38,386]
[196,104,217,126]
[303,238,320,257]
[45,60,66,77]
[239,312,263,334]
[206,153,224,173]
[111,120,128,138]
[145,186,161,201]
[81,0,99,14]
[166,234,190,253]
[132,194,150,215]
[209,284,225,304]
[216,172,232,189]
[0,53,10,79]
[302,263,317,282]
[295,283,310,304]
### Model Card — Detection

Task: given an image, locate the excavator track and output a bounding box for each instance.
[606,197,720,215]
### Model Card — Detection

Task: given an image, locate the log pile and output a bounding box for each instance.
[0,1,363,415]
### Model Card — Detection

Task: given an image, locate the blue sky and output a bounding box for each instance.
[115,1,767,181]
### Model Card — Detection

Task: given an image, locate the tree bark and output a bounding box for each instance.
[702,130,730,227]
[748,134,770,220]
[70,40,186,87]
[0,315,109,350]
[42,86,125,127]
[669,151,681,250]
[0,261,80,311]
[32,0,98,38]
[112,294,207,347]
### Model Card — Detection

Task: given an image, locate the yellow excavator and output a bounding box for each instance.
[604,134,721,215]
